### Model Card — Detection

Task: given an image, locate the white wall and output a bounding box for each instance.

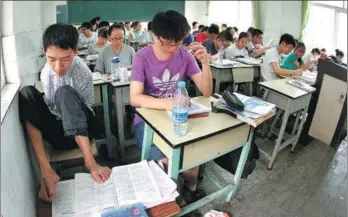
[1,2,59,217]
[185,1,208,27]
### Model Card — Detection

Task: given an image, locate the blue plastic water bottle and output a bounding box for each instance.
[172,81,189,136]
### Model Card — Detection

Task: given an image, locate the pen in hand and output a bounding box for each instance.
[43,177,52,203]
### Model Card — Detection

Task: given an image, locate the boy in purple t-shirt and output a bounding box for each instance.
[130,10,213,203]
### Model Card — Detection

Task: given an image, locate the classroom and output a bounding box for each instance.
[0,1,347,217]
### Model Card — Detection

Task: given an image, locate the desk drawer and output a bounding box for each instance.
[233,68,254,83]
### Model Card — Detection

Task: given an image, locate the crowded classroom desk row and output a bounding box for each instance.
[30,11,336,217]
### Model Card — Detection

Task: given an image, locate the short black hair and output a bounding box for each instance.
[198,25,205,29]
[279,33,296,48]
[252,29,263,37]
[226,27,233,33]
[233,27,238,32]
[147,21,152,31]
[152,10,190,42]
[98,27,109,39]
[295,42,306,50]
[311,48,320,55]
[109,23,125,36]
[98,21,110,29]
[192,21,198,26]
[208,24,219,35]
[42,23,79,51]
[132,21,141,28]
[125,21,130,25]
[238,32,248,40]
[336,49,344,57]
[89,17,101,25]
[247,27,255,33]
[222,24,227,28]
[202,26,209,32]
[321,48,326,52]
[217,30,233,42]
[81,22,92,30]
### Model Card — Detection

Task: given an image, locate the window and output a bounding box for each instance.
[303,1,347,63]
[208,1,252,32]
[1,44,5,90]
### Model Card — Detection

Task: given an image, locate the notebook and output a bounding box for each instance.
[167,97,212,117]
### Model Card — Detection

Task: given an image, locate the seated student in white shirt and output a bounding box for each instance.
[247,29,271,58]
[95,24,135,73]
[225,32,249,60]
[78,22,98,49]
[87,28,109,55]
[138,21,155,49]
[261,33,303,81]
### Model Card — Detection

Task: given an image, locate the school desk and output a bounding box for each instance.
[35,80,116,159]
[111,80,136,162]
[259,79,315,169]
[38,200,180,217]
[210,61,254,95]
[136,96,254,216]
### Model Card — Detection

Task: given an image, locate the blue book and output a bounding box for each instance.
[101,203,149,217]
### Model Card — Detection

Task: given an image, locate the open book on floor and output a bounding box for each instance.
[52,161,179,217]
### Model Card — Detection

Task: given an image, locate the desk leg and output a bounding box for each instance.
[226,128,254,202]
[114,88,125,162]
[291,106,309,152]
[268,110,283,138]
[141,123,154,161]
[102,84,114,159]
[215,70,221,93]
[268,98,292,169]
[168,148,181,183]
[261,89,270,137]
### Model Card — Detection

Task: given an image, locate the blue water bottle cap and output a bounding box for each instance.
[111,57,120,63]
[178,81,186,88]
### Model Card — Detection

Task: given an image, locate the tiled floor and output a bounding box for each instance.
[197,137,347,217]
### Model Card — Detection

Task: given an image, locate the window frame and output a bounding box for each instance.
[1,47,5,90]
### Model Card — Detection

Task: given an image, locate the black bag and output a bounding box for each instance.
[213,141,259,179]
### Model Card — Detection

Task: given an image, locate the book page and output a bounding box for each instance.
[52,180,75,217]
[94,178,118,210]
[74,173,95,213]
[112,161,162,207]
[148,161,177,199]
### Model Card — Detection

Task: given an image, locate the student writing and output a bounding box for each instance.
[78,22,98,49]
[203,30,233,61]
[261,33,303,81]
[19,24,111,202]
[281,42,318,70]
[138,21,155,49]
[225,32,249,60]
[95,24,135,73]
[247,29,271,58]
[130,10,212,203]
[87,27,109,55]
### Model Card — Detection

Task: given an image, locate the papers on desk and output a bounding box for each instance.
[211,94,276,127]
[212,59,235,67]
[92,72,102,81]
[235,57,261,65]
[86,54,99,61]
[298,70,317,85]
[52,161,179,217]
[77,50,88,56]
[167,97,212,117]
[286,80,316,93]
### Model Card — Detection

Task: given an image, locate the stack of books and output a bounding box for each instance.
[52,161,179,217]
[211,93,276,128]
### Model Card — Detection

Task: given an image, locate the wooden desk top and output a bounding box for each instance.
[136,97,245,148]
[38,200,180,217]
[259,79,312,99]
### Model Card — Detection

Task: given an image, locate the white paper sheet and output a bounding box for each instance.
[52,180,75,217]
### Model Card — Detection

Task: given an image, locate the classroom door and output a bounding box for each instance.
[56,5,69,24]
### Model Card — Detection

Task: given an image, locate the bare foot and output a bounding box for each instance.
[88,164,111,183]
[39,168,60,201]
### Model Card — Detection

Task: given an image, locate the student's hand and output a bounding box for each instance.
[190,42,209,64]
[294,68,303,76]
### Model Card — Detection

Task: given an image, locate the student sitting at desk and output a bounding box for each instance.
[247,29,271,58]
[97,20,110,31]
[302,47,321,71]
[138,21,155,49]
[18,24,111,201]
[95,24,135,73]
[225,32,249,60]
[128,21,142,51]
[87,28,109,55]
[78,22,98,49]
[261,33,303,81]
[221,23,227,32]
[281,42,318,70]
[207,24,220,40]
[89,16,101,32]
[196,26,209,44]
[203,30,233,61]
[130,10,213,203]
[334,49,347,66]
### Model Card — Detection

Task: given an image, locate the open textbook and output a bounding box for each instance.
[52,161,179,217]
[167,97,212,117]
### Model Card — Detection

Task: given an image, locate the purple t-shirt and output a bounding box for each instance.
[131,45,201,126]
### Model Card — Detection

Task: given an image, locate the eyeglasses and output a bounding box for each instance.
[110,37,124,42]
[159,39,184,47]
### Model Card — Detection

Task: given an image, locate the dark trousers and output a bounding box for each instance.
[19,85,101,150]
